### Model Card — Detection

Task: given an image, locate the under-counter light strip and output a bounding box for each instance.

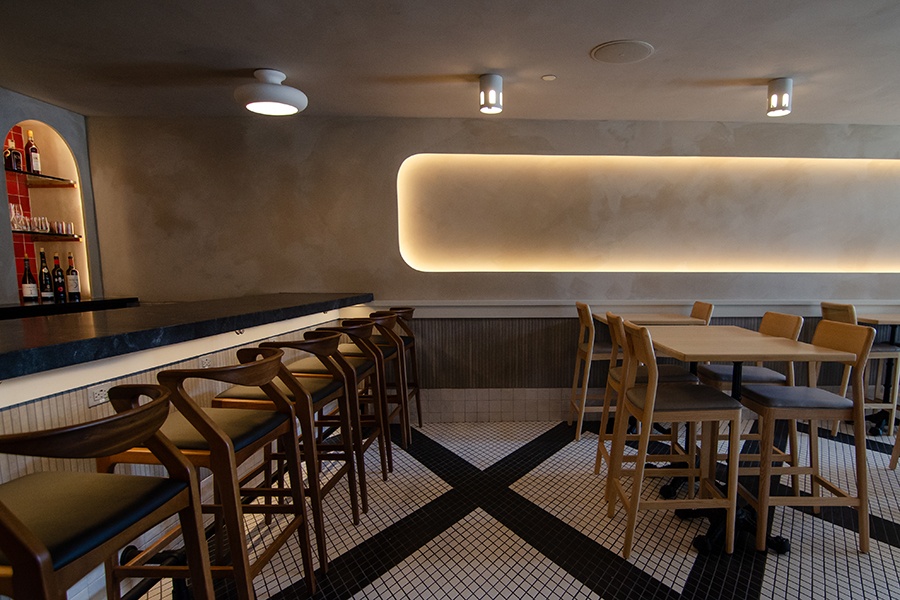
[397,153,900,273]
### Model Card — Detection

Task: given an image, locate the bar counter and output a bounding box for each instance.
[0,292,373,381]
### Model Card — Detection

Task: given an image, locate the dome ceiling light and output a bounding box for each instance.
[234,69,308,116]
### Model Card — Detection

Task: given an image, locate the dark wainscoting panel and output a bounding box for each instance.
[409,314,879,389]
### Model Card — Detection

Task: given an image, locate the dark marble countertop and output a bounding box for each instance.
[0,292,373,380]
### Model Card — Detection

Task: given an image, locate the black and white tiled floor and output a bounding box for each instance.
[146,419,900,599]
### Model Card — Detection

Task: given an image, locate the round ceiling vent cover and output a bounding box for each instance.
[590,40,654,64]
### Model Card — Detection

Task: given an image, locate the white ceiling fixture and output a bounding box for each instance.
[234,69,308,116]
[589,40,654,64]
[766,77,793,117]
[479,74,503,114]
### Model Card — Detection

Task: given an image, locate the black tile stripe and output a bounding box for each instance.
[274,422,776,600]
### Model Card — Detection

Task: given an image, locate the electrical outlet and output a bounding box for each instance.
[87,384,109,407]
[199,356,212,369]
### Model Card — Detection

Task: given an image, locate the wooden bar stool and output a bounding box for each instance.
[388,306,424,427]
[328,316,411,452]
[364,311,413,447]
[569,302,614,441]
[739,319,874,552]
[96,348,315,599]
[821,301,900,436]
[606,321,742,558]
[213,331,364,573]
[0,385,214,600]
[594,312,696,475]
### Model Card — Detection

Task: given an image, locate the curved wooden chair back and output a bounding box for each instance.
[159,347,294,417]
[389,306,416,337]
[810,319,874,381]
[820,301,857,324]
[606,311,627,365]
[759,311,804,340]
[622,321,659,410]
[0,385,170,459]
[690,301,714,325]
[576,301,595,347]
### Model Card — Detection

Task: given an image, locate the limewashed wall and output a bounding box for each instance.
[85,115,900,313]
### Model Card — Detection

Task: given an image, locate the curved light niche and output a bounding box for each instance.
[397,153,900,273]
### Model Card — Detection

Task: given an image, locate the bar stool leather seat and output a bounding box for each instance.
[608,363,698,385]
[0,385,214,600]
[742,384,854,410]
[0,471,186,570]
[160,407,288,451]
[697,363,787,385]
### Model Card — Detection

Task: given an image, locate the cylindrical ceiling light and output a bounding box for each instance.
[479,73,503,114]
[234,69,308,116]
[766,77,792,117]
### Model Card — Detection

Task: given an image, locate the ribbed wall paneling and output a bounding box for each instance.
[411,315,884,389]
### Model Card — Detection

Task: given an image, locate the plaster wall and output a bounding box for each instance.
[85,116,900,313]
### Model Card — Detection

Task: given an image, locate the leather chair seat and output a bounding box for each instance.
[626,382,741,413]
[286,355,374,378]
[0,471,185,570]
[220,374,343,404]
[742,384,854,410]
[339,342,397,359]
[161,407,288,452]
[609,364,697,384]
[697,363,787,385]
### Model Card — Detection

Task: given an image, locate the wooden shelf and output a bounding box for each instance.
[11,230,82,242]
[5,168,76,188]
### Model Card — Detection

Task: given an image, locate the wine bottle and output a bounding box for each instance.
[4,139,23,171]
[21,254,38,305]
[24,130,41,174]
[66,252,81,302]
[38,247,53,304]
[51,252,67,303]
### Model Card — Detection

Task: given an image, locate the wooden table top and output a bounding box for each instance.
[857,314,900,326]
[644,325,856,363]
[592,312,707,326]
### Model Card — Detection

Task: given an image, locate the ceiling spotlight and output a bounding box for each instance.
[766,77,792,117]
[234,69,308,116]
[479,73,503,114]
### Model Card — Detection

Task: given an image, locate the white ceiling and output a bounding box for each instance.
[3,1,900,125]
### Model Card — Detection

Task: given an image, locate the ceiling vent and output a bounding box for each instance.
[590,40,654,64]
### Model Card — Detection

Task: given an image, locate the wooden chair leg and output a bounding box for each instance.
[622,421,651,560]
[756,414,776,552]
[809,419,821,514]
[594,383,616,474]
[607,402,629,517]
[179,501,216,599]
[789,419,800,496]
[215,465,256,600]
[725,416,740,554]
[891,434,900,470]
[409,347,423,428]
[570,353,590,440]
[851,414,870,553]
[889,359,900,437]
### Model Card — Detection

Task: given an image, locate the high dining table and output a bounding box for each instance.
[856,313,900,435]
[593,312,708,326]
[645,325,855,400]
[644,324,856,553]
